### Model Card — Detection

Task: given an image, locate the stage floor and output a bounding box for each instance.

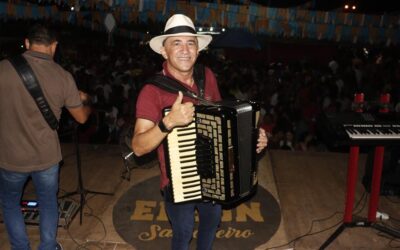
[1,144,400,249]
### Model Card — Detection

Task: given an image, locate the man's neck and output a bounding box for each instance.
[28,44,53,57]
[166,66,194,87]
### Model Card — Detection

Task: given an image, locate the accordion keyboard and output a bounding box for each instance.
[167,121,202,202]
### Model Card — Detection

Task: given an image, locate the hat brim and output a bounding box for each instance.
[149,33,212,54]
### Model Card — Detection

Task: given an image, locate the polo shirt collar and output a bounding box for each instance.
[24,50,53,61]
[161,61,198,92]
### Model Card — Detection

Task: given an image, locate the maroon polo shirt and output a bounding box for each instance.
[136,62,221,189]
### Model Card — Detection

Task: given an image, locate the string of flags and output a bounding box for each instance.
[1,0,399,45]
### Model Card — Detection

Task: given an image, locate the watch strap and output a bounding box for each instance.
[158,119,171,133]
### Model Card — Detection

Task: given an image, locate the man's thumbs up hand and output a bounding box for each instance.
[172,91,184,108]
[162,92,195,131]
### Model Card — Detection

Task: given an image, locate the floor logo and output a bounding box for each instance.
[113,176,281,250]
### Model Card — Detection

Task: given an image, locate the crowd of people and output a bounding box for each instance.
[2,23,400,153]
[59,42,400,153]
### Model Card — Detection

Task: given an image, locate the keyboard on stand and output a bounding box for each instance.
[318,112,400,147]
[344,124,400,140]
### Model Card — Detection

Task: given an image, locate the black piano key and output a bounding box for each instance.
[390,128,399,133]
[183,189,201,195]
[182,179,200,185]
[179,148,195,153]
[183,193,202,199]
[177,131,197,137]
[181,165,197,170]
[383,128,392,134]
[178,138,196,143]
[182,169,197,174]
[180,154,195,159]
[178,143,195,149]
[355,128,363,134]
[181,159,195,164]
[347,128,358,135]
[184,183,200,189]
[182,174,199,179]
[177,127,196,132]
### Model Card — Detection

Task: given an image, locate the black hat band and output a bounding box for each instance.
[164,25,196,35]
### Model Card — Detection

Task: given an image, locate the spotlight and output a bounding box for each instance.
[344,4,349,9]
[352,5,356,10]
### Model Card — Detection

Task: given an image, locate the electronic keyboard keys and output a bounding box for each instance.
[344,124,400,139]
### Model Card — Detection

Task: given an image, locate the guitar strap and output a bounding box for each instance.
[8,55,59,130]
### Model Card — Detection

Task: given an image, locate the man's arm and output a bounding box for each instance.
[66,91,91,124]
[132,91,194,156]
[131,118,167,156]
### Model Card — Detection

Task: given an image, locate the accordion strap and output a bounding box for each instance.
[8,55,59,130]
[145,64,216,106]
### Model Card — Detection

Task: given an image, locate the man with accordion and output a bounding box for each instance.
[131,14,268,250]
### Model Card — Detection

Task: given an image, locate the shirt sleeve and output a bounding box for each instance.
[205,67,222,102]
[64,71,83,108]
[136,84,162,123]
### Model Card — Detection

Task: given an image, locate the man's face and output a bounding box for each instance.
[161,36,199,74]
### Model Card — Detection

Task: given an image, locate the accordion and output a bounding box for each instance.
[163,100,260,206]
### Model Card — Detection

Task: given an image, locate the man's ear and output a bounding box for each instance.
[24,39,30,50]
[50,41,58,56]
[160,47,168,60]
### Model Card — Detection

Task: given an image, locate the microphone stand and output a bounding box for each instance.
[59,123,113,225]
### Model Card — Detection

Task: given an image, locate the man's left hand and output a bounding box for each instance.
[256,128,268,154]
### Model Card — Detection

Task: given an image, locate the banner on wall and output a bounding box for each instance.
[1,1,399,45]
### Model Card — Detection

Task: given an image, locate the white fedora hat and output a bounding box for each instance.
[149,14,212,54]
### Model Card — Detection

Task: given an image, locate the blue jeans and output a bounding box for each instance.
[164,201,222,250]
[0,164,60,250]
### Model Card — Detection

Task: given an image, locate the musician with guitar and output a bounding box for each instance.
[0,24,91,250]
[131,14,268,250]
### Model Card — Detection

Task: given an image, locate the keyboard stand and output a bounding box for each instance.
[320,93,400,249]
